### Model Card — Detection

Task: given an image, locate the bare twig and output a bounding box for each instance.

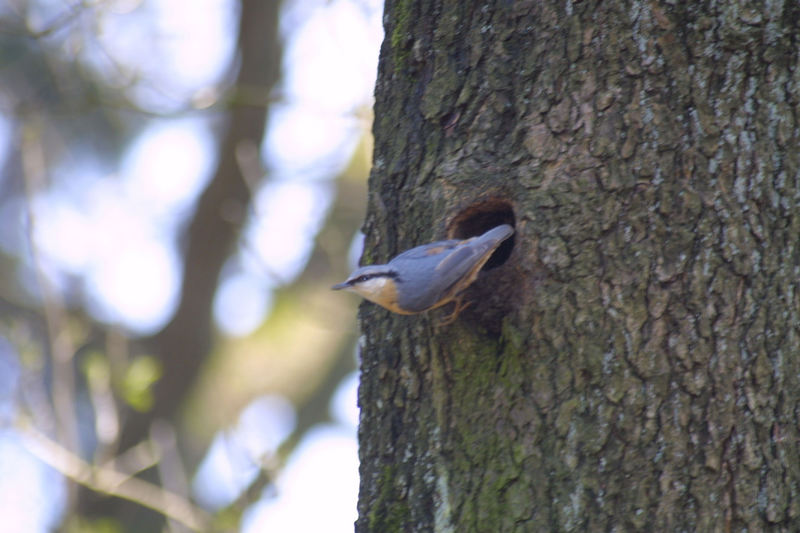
[19,0,111,39]
[100,438,160,477]
[20,118,80,488]
[19,423,211,532]
[151,421,193,533]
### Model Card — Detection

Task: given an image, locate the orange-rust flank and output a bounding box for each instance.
[374,280,414,315]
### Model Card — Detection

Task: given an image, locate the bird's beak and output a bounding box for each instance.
[331,281,350,291]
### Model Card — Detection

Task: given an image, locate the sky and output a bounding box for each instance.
[1,0,383,530]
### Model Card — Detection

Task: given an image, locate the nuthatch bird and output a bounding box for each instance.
[332,224,514,322]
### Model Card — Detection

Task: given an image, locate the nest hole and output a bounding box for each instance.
[448,198,515,270]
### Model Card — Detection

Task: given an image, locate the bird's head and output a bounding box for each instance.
[331,265,400,307]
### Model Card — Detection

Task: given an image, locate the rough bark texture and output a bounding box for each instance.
[357,1,800,531]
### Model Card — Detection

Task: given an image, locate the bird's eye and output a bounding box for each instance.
[357,275,370,283]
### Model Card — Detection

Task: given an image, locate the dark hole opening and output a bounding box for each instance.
[448,198,515,270]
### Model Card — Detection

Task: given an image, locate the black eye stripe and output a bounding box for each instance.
[350,271,399,284]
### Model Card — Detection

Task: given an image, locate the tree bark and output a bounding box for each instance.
[357,1,800,531]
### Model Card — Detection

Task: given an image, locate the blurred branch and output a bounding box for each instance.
[119,0,283,452]
[208,140,369,527]
[20,423,211,532]
[101,438,160,478]
[152,421,193,533]
[20,117,81,510]
[241,154,368,500]
[0,0,92,38]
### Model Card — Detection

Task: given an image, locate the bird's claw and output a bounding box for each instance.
[436,298,473,327]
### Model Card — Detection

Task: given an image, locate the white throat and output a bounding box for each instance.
[350,277,390,301]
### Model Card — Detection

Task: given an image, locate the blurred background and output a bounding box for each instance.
[0,0,381,531]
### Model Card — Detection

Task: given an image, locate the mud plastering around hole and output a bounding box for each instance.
[448,198,516,270]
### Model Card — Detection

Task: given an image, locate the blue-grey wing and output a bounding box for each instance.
[432,242,490,290]
[432,225,513,288]
[391,225,513,312]
[392,241,485,312]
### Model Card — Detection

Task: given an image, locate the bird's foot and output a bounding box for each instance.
[436,298,473,327]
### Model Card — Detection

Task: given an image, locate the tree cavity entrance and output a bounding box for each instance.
[448,198,515,270]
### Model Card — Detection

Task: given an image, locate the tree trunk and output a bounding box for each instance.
[357,1,800,531]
